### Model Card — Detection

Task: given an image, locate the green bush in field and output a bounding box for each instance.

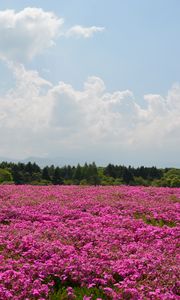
[46,276,108,300]
[50,286,107,300]
[0,168,13,183]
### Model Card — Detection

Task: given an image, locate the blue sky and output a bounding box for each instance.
[0,1,180,166]
[1,0,180,97]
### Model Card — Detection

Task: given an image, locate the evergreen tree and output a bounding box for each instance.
[104,164,116,178]
[48,165,55,178]
[25,162,33,175]
[122,168,134,184]
[52,167,64,185]
[42,166,51,181]
[32,162,41,173]
[12,165,24,184]
[73,164,82,182]
[86,162,100,185]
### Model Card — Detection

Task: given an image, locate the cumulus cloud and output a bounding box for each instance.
[48,76,136,141]
[0,60,180,165]
[66,25,105,38]
[0,7,105,63]
[0,62,52,130]
[0,7,179,165]
[0,7,63,62]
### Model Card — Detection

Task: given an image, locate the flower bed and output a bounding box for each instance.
[0,185,179,299]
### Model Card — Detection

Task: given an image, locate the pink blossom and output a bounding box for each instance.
[0,185,179,299]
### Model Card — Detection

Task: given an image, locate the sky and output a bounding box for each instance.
[0,0,180,167]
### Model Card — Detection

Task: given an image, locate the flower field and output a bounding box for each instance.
[0,185,179,300]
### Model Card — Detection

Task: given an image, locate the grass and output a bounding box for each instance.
[46,276,108,300]
[134,212,176,227]
[50,286,108,300]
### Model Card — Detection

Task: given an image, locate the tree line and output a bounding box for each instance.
[0,161,180,187]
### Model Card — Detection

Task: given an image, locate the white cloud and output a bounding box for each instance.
[66,25,105,38]
[0,7,63,62]
[0,8,105,63]
[0,7,179,165]
[0,61,180,165]
[0,62,52,130]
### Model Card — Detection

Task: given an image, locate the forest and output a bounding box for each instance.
[0,161,180,187]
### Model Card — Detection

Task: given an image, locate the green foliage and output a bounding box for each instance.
[152,168,180,187]
[113,178,123,185]
[151,179,161,187]
[0,161,180,187]
[30,180,52,185]
[101,176,115,185]
[50,285,107,300]
[170,176,180,187]
[73,164,82,181]
[42,166,51,181]
[164,168,180,177]
[45,275,108,300]
[63,179,73,185]
[52,167,64,185]
[133,176,150,186]
[80,179,88,185]
[1,181,14,185]
[50,286,107,300]
[122,168,134,184]
[134,212,176,227]
[31,172,42,182]
[0,168,13,183]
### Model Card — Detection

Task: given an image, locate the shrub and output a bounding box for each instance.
[0,168,13,183]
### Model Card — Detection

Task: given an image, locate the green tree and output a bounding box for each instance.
[52,167,64,185]
[0,168,13,183]
[122,168,134,184]
[170,176,180,187]
[25,162,33,175]
[12,165,24,184]
[73,164,82,182]
[104,164,116,178]
[42,166,51,181]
